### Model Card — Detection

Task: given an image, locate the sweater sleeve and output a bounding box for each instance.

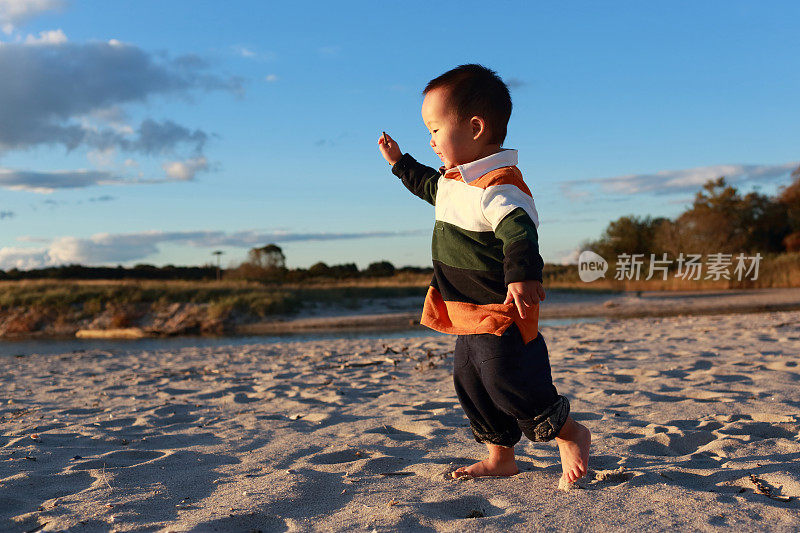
[480,185,544,284]
[391,153,440,206]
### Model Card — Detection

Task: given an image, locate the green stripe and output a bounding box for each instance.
[432,220,505,271]
[494,207,539,254]
[422,175,439,205]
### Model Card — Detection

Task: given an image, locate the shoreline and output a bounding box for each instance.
[235,287,800,335]
[3,287,800,341]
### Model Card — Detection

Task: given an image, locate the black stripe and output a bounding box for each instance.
[432,260,506,305]
[503,239,544,283]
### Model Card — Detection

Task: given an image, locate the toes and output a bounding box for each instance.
[451,467,470,479]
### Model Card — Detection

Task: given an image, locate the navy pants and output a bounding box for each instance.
[453,323,570,448]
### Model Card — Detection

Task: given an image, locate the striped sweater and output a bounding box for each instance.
[392,148,544,344]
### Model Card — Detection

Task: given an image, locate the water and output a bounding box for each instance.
[0,317,605,358]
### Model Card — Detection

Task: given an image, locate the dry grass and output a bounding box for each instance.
[0,277,429,318]
[545,252,800,291]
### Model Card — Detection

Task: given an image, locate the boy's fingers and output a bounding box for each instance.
[514,294,527,319]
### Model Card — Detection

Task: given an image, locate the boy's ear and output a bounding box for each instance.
[470,116,487,141]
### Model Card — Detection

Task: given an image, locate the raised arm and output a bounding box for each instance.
[379,132,439,206]
[391,153,440,206]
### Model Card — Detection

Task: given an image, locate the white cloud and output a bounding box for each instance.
[264,73,278,82]
[558,248,582,265]
[85,106,134,134]
[0,0,64,32]
[23,28,66,45]
[0,228,428,269]
[0,246,51,269]
[561,161,799,200]
[87,146,117,169]
[0,163,210,193]
[233,45,255,58]
[230,44,275,61]
[162,156,209,181]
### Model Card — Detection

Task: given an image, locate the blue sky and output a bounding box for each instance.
[0,0,798,271]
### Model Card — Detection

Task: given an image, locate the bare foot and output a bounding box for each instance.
[554,415,591,483]
[451,443,519,479]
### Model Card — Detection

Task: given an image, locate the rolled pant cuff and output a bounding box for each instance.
[518,395,570,442]
[469,423,521,448]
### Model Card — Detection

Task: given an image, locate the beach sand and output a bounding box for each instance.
[2,310,799,531]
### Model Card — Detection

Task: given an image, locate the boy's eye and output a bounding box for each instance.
[431,130,438,134]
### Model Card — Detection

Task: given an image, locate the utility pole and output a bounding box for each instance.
[212,250,223,281]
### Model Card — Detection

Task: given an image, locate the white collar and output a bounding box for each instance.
[441,148,518,183]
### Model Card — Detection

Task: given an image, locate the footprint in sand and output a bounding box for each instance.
[232,392,259,404]
[144,404,202,426]
[0,471,94,519]
[414,495,506,519]
[716,418,797,440]
[309,449,369,465]
[193,513,289,532]
[560,467,634,491]
[629,427,717,457]
[69,449,165,470]
[364,425,427,441]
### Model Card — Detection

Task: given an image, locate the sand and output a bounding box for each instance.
[2,309,799,532]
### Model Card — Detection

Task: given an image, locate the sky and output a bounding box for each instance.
[0,0,798,271]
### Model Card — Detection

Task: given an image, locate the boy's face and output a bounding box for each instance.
[421,87,484,170]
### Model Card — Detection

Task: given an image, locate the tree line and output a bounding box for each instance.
[583,166,800,260]
[0,247,430,282]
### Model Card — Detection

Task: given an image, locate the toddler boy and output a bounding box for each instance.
[378,64,590,484]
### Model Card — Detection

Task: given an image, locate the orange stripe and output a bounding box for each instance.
[443,168,463,181]
[468,166,532,196]
[419,286,540,343]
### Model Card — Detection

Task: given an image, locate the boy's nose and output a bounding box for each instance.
[430,139,436,149]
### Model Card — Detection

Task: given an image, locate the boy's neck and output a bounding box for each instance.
[470,144,504,163]
[443,145,507,171]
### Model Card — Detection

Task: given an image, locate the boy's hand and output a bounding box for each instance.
[503,280,546,319]
[378,132,402,166]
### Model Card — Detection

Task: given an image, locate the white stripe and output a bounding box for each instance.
[434,178,492,232]
[481,184,539,230]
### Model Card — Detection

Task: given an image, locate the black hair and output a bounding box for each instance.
[423,63,512,145]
